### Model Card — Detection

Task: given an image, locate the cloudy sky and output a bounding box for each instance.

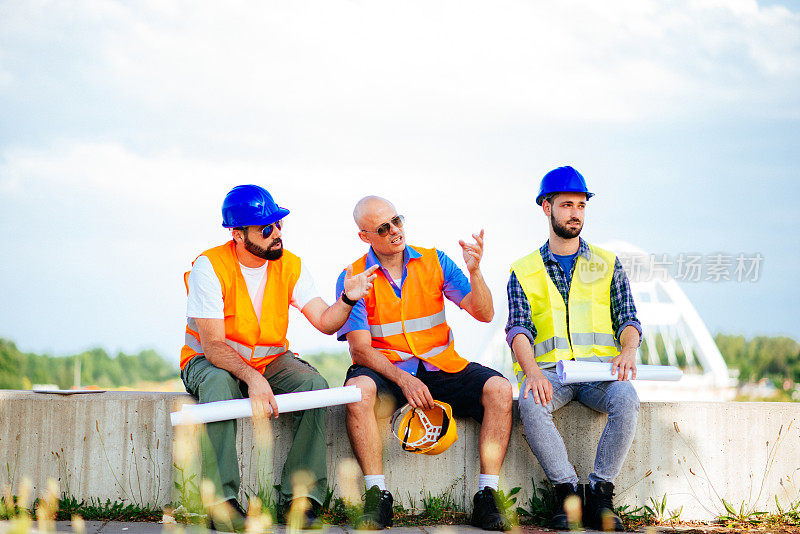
[1,0,798,366]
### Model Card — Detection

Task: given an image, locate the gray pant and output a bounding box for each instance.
[181,352,329,505]
[518,368,639,487]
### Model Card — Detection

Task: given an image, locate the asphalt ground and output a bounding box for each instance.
[0,520,740,534]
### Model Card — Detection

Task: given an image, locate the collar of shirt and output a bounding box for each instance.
[365,245,437,374]
[366,245,422,294]
[540,238,591,264]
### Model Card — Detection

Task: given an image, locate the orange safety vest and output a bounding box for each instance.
[350,246,469,373]
[180,241,300,372]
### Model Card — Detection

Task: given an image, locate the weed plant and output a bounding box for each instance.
[516,478,555,525]
[388,481,469,526]
[420,488,460,522]
[515,478,684,530]
[716,495,800,529]
[319,496,360,525]
[493,486,521,524]
[57,495,162,522]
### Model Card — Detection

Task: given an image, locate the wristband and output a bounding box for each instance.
[341,292,359,306]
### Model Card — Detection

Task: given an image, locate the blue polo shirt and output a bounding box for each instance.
[335,245,472,374]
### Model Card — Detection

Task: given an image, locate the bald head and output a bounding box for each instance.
[353,195,406,254]
[353,196,395,230]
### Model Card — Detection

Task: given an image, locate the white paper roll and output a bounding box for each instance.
[556,360,683,384]
[170,385,362,426]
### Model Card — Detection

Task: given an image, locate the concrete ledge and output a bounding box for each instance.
[1,391,798,520]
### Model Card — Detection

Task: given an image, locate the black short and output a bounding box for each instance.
[344,360,505,422]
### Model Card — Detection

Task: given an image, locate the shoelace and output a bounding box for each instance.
[362,490,390,501]
[596,491,614,510]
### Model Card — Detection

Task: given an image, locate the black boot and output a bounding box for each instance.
[550,483,580,530]
[586,481,624,531]
[470,487,510,531]
[281,497,324,530]
[356,485,394,530]
[208,498,247,532]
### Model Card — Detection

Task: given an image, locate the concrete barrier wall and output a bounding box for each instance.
[1,390,798,520]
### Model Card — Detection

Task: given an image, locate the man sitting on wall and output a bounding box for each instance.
[336,195,513,531]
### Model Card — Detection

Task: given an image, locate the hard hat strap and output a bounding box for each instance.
[402,414,416,451]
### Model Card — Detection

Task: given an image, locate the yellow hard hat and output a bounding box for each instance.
[389,401,458,455]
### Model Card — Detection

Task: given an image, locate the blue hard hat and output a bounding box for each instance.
[536,166,594,205]
[221,185,290,228]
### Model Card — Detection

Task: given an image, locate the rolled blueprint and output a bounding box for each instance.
[556,360,683,384]
[170,385,362,426]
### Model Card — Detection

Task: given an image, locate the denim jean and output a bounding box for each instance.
[518,368,639,487]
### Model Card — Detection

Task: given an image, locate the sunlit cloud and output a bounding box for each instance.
[2,0,798,130]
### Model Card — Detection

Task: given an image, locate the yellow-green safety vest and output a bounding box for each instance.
[510,243,620,386]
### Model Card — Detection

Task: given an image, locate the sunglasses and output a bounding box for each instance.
[363,215,404,237]
[261,220,282,238]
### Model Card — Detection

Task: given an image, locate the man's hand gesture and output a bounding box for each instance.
[343,264,379,301]
[459,229,485,274]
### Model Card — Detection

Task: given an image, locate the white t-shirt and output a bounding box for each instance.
[186,255,319,321]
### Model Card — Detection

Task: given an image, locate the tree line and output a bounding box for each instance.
[0,334,798,391]
[714,333,800,386]
[0,338,178,389]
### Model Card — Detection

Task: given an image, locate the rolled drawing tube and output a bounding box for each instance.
[170,385,362,425]
[556,360,683,384]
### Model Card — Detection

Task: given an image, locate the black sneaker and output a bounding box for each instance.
[283,497,324,530]
[209,498,247,532]
[301,499,324,530]
[585,481,624,531]
[470,487,510,531]
[356,485,393,530]
[550,483,581,530]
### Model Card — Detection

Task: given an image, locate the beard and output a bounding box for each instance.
[551,213,583,239]
[244,233,284,260]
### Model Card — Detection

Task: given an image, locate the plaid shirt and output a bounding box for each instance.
[505,239,642,357]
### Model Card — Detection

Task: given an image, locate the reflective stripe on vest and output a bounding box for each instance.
[184,331,288,361]
[369,310,447,338]
[570,332,618,349]
[532,336,571,357]
[387,330,454,362]
[349,246,469,374]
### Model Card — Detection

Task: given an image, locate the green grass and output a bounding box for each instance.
[56,496,162,522]
[494,486,521,524]
[516,478,555,526]
[318,495,360,525]
[613,494,682,528]
[419,488,462,522]
[2,483,798,530]
[172,463,202,515]
[644,493,682,523]
[1,495,162,523]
